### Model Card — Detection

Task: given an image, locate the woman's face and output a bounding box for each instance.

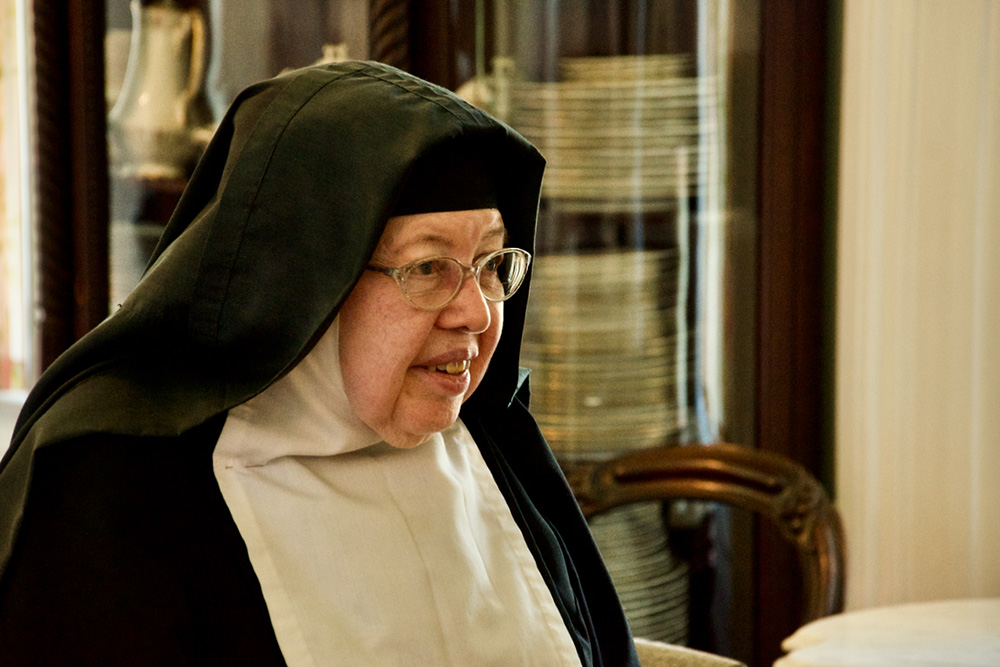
[339,209,506,448]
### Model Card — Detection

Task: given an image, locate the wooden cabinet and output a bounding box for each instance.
[31,2,834,664]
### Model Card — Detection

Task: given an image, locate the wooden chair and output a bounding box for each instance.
[563,443,845,624]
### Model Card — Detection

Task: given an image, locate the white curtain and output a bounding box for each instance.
[836,0,1000,609]
[0,0,33,393]
[0,0,33,451]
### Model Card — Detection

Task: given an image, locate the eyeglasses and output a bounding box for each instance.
[366,248,532,311]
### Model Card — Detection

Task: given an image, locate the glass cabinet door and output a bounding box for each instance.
[490,0,757,457]
[461,1,761,656]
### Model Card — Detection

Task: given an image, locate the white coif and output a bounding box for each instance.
[213,320,580,666]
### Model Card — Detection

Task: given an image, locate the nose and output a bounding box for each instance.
[437,274,493,334]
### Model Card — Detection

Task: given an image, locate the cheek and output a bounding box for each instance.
[338,284,410,420]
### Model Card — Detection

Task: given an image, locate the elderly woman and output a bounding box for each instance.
[0,62,638,665]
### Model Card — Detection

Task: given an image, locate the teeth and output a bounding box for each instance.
[434,360,470,375]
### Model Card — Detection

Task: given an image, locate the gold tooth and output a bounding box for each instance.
[443,361,469,374]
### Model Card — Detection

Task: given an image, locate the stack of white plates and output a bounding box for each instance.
[506,53,710,646]
[507,54,711,214]
[589,502,690,644]
[521,249,686,461]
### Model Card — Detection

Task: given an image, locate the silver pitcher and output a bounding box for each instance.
[108,0,214,180]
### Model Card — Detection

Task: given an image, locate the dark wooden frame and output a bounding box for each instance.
[755,2,833,664]
[32,0,110,369]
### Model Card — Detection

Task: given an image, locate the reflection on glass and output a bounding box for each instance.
[475,0,752,649]
[489,1,728,462]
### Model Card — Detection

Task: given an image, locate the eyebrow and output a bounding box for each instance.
[387,224,508,255]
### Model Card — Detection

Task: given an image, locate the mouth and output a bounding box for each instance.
[430,360,471,375]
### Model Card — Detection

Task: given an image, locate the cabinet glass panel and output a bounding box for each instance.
[104,0,369,307]
[460,1,760,653]
[473,0,759,460]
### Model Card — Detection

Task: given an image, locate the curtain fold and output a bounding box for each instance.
[0,0,32,392]
[836,0,1000,609]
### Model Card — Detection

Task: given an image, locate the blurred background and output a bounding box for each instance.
[0,1,997,665]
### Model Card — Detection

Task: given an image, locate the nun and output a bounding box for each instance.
[0,61,639,666]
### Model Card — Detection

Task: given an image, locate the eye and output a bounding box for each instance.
[411,259,442,277]
[482,253,505,273]
[405,258,458,287]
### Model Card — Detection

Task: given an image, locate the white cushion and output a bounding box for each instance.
[634,637,746,667]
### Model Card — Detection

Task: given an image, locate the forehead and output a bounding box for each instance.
[377,209,506,257]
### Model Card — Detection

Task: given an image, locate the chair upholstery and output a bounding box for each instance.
[634,637,746,666]
[564,443,846,624]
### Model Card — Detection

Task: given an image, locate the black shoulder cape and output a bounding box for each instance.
[0,62,637,666]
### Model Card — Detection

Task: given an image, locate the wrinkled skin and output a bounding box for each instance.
[339,209,505,448]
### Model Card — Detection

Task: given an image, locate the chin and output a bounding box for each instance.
[384,406,461,448]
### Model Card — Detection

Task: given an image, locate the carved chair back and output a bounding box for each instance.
[562,443,845,623]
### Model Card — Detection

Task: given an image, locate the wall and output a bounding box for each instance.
[0,390,22,453]
[836,0,1000,609]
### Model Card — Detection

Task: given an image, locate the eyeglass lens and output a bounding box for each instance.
[403,250,527,309]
